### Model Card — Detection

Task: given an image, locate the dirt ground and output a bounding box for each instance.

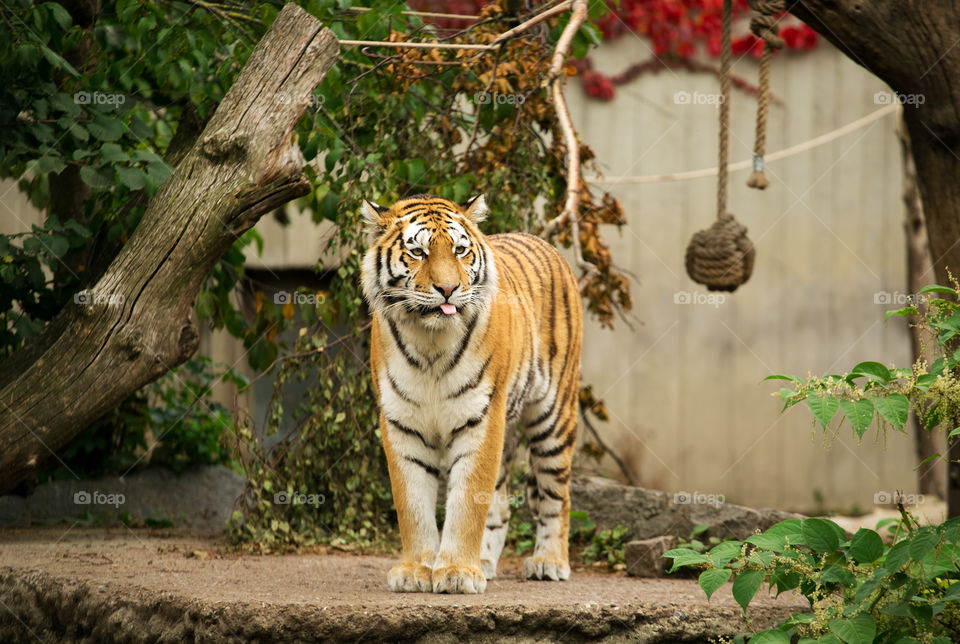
[0,527,807,643]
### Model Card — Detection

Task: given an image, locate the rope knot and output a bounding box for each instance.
[684,214,755,292]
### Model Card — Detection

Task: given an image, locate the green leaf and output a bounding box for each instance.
[885,306,918,322]
[948,428,960,438]
[848,529,883,563]
[801,518,840,554]
[708,541,742,567]
[908,528,939,562]
[47,3,73,29]
[850,361,891,381]
[79,165,113,189]
[807,395,839,429]
[838,398,874,438]
[663,548,710,572]
[873,393,909,431]
[820,564,856,586]
[698,568,731,600]
[828,614,876,644]
[87,114,124,141]
[764,374,802,383]
[99,143,128,162]
[34,156,66,174]
[47,235,69,258]
[746,533,788,552]
[884,540,910,571]
[917,284,956,295]
[732,569,764,612]
[116,167,146,190]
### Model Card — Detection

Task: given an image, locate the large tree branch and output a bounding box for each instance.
[0,3,339,493]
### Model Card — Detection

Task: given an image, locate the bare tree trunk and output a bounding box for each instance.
[897,110,946,500]
[0,4,339,494]
[791,1,960,517]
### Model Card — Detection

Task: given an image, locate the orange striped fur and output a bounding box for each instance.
[362,195,582,594]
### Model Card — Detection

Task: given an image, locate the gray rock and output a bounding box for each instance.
[570,475,800,541]
[625,536,676,577]
[0,466,245,531]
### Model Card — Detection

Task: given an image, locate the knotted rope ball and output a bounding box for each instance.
[684,0,755,292]
[684,214,755,292]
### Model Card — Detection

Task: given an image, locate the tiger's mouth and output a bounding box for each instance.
[417,304,458,317]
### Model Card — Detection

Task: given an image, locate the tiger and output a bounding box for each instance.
[361,193,583,594]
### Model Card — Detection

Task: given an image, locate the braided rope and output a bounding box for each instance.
[746,0,785,190]
[717,0,732,218]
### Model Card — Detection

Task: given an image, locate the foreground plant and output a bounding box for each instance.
[665,515,960,643]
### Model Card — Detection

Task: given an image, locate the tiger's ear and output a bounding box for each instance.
[461,194,488,223]
[361,199,393,231]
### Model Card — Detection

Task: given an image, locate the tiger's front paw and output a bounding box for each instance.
[432,564,487,594]
[388,561,434,592]
[523,556,570,581]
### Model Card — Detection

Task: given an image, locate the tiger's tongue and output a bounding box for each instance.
[440,303,457,315]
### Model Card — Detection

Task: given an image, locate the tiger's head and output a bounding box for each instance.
[361,195,497,330]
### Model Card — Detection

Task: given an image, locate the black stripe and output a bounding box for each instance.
[492,243,537,295]
[527,395,558,430]
[389,419,436,450]
[388,319,423,370]
[495,469,509,490]
[538,465,569,476]
[448,355,492,399]
[404,456,440,478]
[448,451,473,474]
[447,406,488,448]
[531,429,576,458]
[387,372,417,405]
[441,312,479,375]
[540,486,564,501]
[527,418,556,444]
[486,522,504,530]
[540,511,561,519]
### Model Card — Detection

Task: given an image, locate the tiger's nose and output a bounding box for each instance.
[433,284,459,299]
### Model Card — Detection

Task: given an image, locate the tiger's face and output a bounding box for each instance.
[361,195,497,330]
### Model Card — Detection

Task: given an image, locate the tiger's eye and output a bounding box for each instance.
[409,248,424,258]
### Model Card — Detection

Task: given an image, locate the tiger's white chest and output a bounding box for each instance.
[378,315,493,454]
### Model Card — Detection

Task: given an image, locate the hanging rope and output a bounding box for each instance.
[746,0,785,189]
[684,0,755,292]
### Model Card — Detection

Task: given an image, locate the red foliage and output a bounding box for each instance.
[406,0,819,100]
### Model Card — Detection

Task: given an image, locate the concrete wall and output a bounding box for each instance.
[565,40,917,512]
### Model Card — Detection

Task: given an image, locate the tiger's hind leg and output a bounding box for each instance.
[521,389,577,581]
[479,442,515,580]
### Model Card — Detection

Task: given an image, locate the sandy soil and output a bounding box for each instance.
[0,527,806,643]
